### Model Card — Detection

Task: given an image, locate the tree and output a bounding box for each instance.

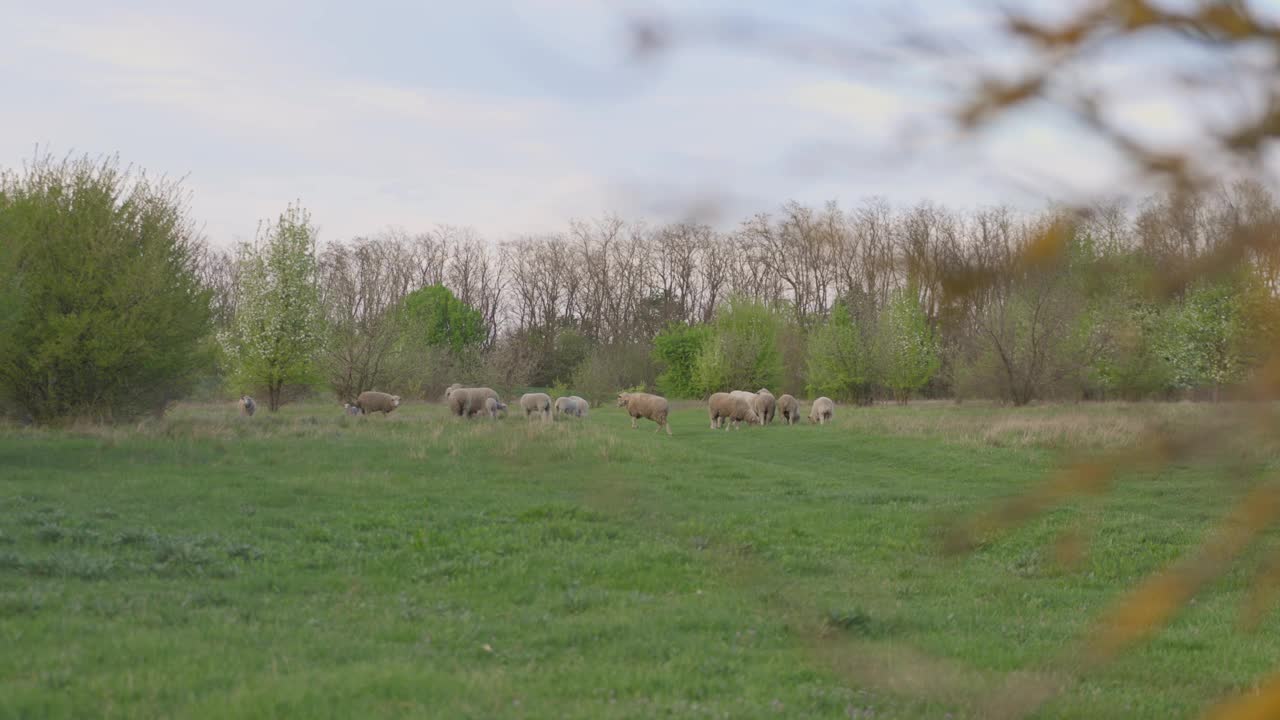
[399,284,486,355]
[694,295,783,394]
[317,236,418,402]
[0,154,212,422]
[805,302,874,404]
[653,322,712,398]
[223,203,323,412]
[874,288,940,403]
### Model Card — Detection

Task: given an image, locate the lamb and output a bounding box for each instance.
[356,391,401,415]
[238,395,256,417]
[616,391,672,435]
[777,394,801,425]
[754,388,777,424]
[729,391,763,425]
[707,392,759,430]
[554,395,589,418]
[484,397,508,419]
[809,396,835,425]
[447,387,500,417]
[520,393,553,421]
[343,402,363,416]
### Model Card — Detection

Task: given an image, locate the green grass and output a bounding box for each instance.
[1,401,1277,718]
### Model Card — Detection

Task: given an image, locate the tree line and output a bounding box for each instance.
[2,153,1277,422]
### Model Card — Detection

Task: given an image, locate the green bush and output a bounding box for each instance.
[652,323,712,398]
[0,154,212,422]
[805,302,874,404]
[693,296,783,394]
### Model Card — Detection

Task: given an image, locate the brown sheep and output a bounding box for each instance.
[448,387,499,417]
[754,388,777,424]
[616,392,672,435]
[520,393,552,421]
[809,396,835,425]
[356,391,401,415]
[777,394,801,425]
[707,392,758,430]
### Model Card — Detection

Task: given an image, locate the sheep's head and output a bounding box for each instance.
[757,388,772,396]
[615,392,630,407]
[392,395,401,408]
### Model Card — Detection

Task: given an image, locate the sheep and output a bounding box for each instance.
[448,387,500,417]
[617,391,672,435]
[343,402,363,416]
[238,395,256,417]
[777,394,801,425]
[356,391,401,415]
[484,397,508,419]
[444,383,463,401]
[809,396,835,425]
[729,391,764,425]
[520,393,553,421]
[755,388,777,424]
[707,392,759,430]
[554,395,589,418]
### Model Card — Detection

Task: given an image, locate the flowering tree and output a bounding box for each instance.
[224,203,323,411]
[875,287,940,404]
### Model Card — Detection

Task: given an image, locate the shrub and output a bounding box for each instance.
[805,303,874,404]
[653,323,712,398]
[693,296,783,394]
[0,154,213,422]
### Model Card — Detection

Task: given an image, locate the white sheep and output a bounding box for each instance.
[809,396,835,425]
[520,393,553,421]
[554,395,589,418]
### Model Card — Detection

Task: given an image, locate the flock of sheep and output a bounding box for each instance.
[237,386,836,434]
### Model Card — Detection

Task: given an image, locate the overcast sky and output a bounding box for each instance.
[0,0,1256,246]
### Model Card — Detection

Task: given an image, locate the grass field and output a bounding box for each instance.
[2,400,1278,718]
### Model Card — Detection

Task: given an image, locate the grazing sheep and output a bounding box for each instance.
[729,391,764,425]
[484,397,508,419]
[554,395,589,418]
[356,391,401,415]
[520,393,553,421]
[707,392,759,430]
[777,394,801,425]
[755,388,777,424]
[617,392,672,435]
[448,387,500,417]
[238,396,256,417]
[343,402,363,416]
[809,396,835,425]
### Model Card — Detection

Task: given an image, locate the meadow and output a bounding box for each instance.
[2,400,1278,719]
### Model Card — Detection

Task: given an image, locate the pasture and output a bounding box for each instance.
[1,401,1277,718]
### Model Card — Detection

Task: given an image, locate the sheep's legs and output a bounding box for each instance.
[631,417,638,429]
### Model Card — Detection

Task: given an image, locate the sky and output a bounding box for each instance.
[0,0,1264,247]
